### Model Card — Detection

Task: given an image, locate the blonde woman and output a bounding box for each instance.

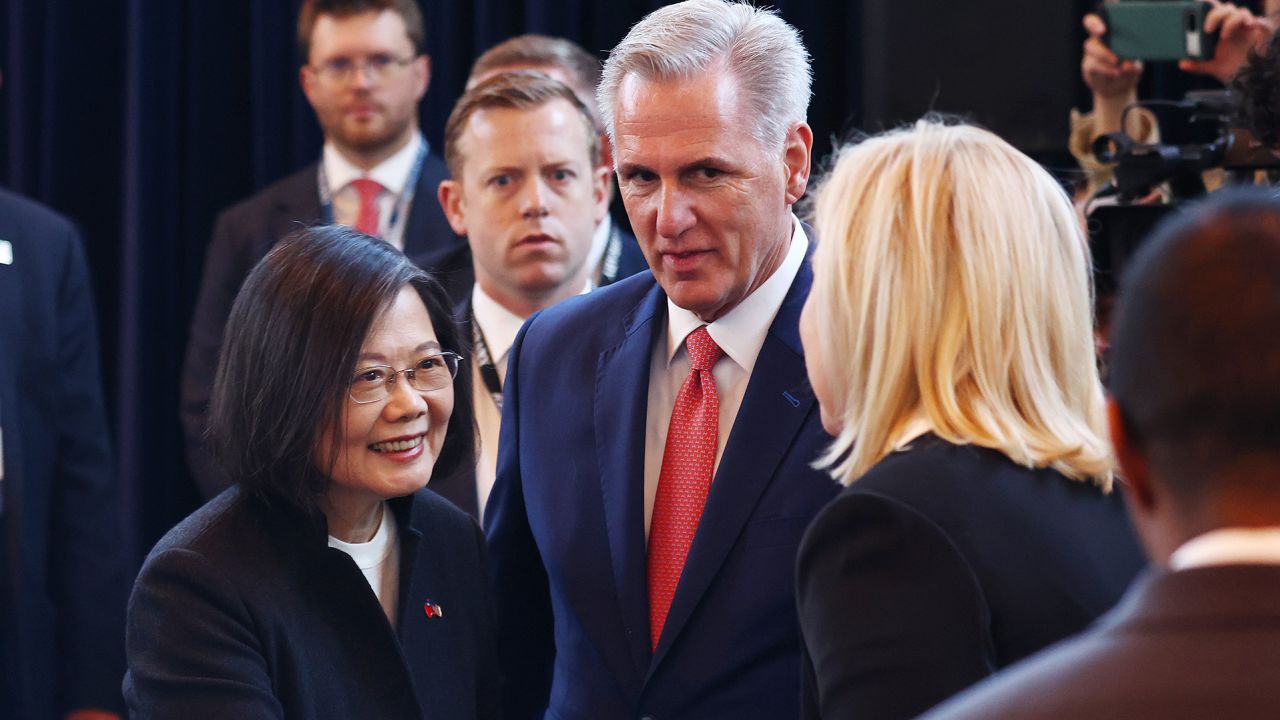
[795,119,1146,720]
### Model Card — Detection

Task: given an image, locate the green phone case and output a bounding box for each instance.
[1102,1,1218,61]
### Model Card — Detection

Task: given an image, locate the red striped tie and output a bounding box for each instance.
[648,325,723,651]
[350,177,383,237]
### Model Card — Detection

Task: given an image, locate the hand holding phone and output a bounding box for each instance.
[1102,1,1219,61]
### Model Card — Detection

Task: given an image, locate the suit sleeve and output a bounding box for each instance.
[180,209,253,498]
[483,318,555,720]
[124,547,284,719]
[795,491,996,720]
[51,224,129,714]
[469,518,503,720]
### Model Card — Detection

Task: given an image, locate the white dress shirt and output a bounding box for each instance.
[322,132,424,250]
[1169,526,1280,569]
[642,216,808,537]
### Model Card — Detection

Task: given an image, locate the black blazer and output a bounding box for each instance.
[923,564,1280,719]
[0,188,128,718]
[180,152,460,498]
[796,435,1146,720]
[124,487,499,720]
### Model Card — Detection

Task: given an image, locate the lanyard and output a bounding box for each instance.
[317,139,427,242]
[469,307,504,412]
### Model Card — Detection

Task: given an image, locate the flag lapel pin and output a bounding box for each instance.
[423,600,444,619]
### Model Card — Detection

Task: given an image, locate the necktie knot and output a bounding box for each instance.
[350,177,384,203]
[349,178,385,237]
[685,326,723,372]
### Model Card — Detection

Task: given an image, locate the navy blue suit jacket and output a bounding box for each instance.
[485,252,839,719]
[180,151,460,498]
[125,488,499,720]
[0,188,127,717]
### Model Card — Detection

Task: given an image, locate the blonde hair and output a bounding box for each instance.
[809,119,1113,489]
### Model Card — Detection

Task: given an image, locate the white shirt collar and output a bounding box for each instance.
[322,132,424,195]
[665,214,807,373]
[471,283,529,366]
[585,215,613,280]
[471,279,593,364]
[1169,526,1280,570]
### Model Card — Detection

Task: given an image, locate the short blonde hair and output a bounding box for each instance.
[809,119,1112,489]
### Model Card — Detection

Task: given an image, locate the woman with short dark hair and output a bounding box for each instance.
[124,226,496,719]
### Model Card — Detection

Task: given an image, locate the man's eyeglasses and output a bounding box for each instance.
[309,53,417,85]
[349,352,462,404]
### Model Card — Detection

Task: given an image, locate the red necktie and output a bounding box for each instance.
[648,325,723,651]
[350,177,383,237]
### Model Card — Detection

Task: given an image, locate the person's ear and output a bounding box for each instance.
[782,121,813,205]
[591,165,610,225]
[1109,397,1154,510]
[437,179,467,237]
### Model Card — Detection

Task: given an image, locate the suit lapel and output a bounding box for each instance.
[594,281,666,677]
[649,257,816,669]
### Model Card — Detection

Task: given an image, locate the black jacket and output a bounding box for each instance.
[124,487,499,720]
[796,435,1146,719]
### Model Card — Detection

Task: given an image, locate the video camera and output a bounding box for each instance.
[1087,90,1280,308]
[1092,90,1280,203]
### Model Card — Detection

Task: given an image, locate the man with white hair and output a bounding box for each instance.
[484,1,839,717]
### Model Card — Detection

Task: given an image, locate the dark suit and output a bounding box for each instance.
[923,564,1280,719]
[796,435,1146,719]
[0,188,127,717]
[180,152,460,497]
[124,487,499,720]
[485,252,840,719]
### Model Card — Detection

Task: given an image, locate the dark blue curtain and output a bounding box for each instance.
[3,0,1132,564]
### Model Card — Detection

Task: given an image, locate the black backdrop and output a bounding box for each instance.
[2,0,1160,564]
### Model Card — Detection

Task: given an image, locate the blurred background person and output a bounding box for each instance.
[795,118,1145,719]
[925,188,1280,719]
[0,185,127,719]
[431,71,609,519]
[181,0,460,499]
[126,227,495,719]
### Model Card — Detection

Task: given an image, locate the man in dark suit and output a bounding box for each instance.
[925,189,1280,719]
[429,72,609,520]
[0,188,128,719]
[181,0,461,498]
[484,1,839,717]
